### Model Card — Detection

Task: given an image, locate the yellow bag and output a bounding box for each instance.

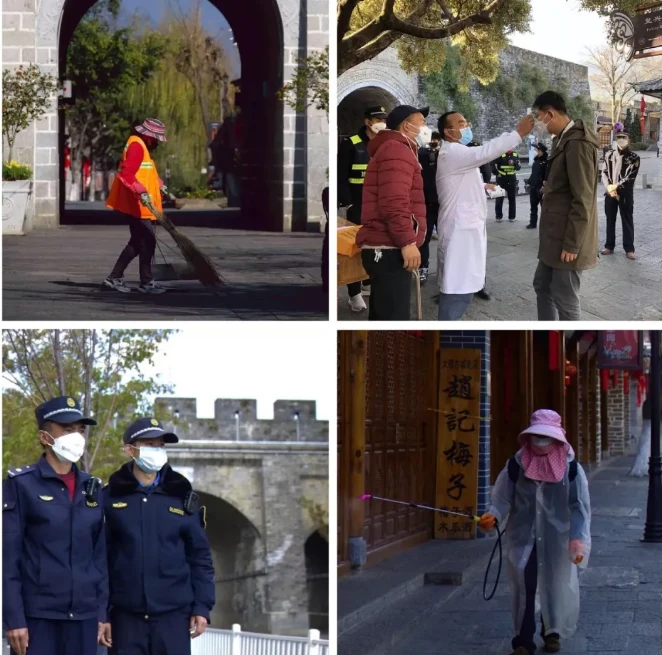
[337,225,361,257]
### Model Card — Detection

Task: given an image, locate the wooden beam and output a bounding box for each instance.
[426,331,441,515]
[601,389,609,456]
[566,339,580,456]
[348,331,367,539]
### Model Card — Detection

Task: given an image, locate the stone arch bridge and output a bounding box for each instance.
[153,397,329,637]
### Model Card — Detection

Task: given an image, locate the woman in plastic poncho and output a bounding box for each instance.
[478,409,592,655]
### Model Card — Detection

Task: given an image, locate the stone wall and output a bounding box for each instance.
[607,372,626,456]
[159,397,328,636]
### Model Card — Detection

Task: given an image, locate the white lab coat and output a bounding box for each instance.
[489,451,592,639]
[436,131,522,294]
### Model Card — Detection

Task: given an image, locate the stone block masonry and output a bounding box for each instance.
[607,371,626,456]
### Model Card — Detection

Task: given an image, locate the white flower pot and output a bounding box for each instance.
[2,179,32,235]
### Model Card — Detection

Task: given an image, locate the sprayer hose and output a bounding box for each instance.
[483,523,503,601]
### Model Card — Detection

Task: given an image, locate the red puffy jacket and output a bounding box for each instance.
[356,130,427,249]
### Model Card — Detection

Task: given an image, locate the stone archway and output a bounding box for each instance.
[198,491,268,632]
[337,85,400,136]
[22,0,323,232]
[304,529,328,636]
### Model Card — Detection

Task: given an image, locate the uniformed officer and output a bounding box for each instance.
[491,149,521,221]
[418,130,441,285]
[3,396,109,655]
[103,417,215,655]
[338,105,387,312]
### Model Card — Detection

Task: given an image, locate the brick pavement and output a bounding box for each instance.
[338,153,662,322]
[3,226,327,320]
[338,453,662,655]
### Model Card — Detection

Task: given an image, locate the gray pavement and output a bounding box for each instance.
[338,452,662,655]
[3,225,327,320]
[338,152,662,322]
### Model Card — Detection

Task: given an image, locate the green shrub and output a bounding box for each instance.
[629,142,647,151]
[2,160,32,181]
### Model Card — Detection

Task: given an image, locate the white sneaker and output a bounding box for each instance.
[348,294,367,312]
[138,281,167,295]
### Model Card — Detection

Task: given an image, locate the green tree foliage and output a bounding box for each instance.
[2,65,59,162]
[279,47,329,115]
[2,329,175,481]
[624,107,633,133]
[629,111,642,141]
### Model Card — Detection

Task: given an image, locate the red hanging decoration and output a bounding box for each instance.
[549,331,560,371]
[601,369,609,391]
[406,331,424,338]
[611,370,618,389]
[564,359,577,387]
[504,342,512,422]
[623,371,629,394]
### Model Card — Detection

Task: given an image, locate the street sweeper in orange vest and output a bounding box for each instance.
[104,118,176,295]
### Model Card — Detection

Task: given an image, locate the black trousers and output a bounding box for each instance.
[361,249,411,321]
[512,546,559,654]
[346,203,369,297]
[604,190,635,253]
[419,203,439,269]
[496,177,517,219]
[529,188,542,225]
[110,215,157,285]
[109,609,191,655]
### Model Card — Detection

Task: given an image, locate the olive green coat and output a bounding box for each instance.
[539,120,599,271]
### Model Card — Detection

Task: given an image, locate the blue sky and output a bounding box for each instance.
[120,0,240,77]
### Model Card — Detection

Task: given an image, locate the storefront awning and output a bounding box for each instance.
[632,76,662,100]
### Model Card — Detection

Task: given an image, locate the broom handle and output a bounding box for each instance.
[414,270,422,320]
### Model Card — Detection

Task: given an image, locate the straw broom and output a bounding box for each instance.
[144,199,224,289]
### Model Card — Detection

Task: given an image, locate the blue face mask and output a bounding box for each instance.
[458,127,473,146]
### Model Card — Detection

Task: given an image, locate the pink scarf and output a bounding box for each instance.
[521,439,571,483]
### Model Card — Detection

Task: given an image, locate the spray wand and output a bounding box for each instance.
[361,493,504,601]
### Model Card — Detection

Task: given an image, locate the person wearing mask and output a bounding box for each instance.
[478,409,591,655]
[338,106,388,311]
[601,131,640,260]
[435,111,534,320]
[418,130,441,285]
[104,118,175,295]
[491,149,521,221]
[102,418,215,655]
[526,142,548,229]
[3,396,110,655]
[532,91,599,321]
[356,105,430,321]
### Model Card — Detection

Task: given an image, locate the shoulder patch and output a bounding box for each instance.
[169,506,185,516]
[86,501,99,508]
[39,495,54,502]
[112,502,128,509]
[7,465,35,478]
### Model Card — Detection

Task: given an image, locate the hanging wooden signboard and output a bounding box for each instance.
[435,348,481,540]
[597,330,644,370]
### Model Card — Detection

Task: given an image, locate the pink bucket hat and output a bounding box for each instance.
[135,118,167,142]
[518,409,569,445]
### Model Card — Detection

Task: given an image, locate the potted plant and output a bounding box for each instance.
[2,64,58,235]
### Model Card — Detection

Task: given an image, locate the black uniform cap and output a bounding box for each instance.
[536,142,548,153]
[364,106,388,119]
[35,396,97,429]
[123,417,179,445]
[386,105,430,130]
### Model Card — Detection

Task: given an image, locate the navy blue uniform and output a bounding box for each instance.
[103,462,215,655]
[3,456,108,655]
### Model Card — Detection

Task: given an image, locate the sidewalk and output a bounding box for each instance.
[338,154,662,321]
[3,225,327,320]
[338,453,662,655]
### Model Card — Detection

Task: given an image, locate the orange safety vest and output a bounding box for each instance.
[106,135,162,220]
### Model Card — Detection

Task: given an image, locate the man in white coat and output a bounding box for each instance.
[435,112,535,320]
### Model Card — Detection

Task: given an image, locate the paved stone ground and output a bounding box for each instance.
[338,153,662,322]
[3,226,327,320]
[338,452,662,655]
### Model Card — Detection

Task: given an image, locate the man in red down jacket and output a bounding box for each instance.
[356,105,429,321]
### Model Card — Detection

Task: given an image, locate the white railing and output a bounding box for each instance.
[191,624,329,655]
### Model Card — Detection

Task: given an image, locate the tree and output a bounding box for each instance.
[2,329,175,481]
[2,64,58,163]
[629,110,642,141]
[279,47,329,115]
[337,0,642,77]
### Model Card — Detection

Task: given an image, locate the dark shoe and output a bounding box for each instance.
[544,634,561,653]
[475,288,491,301]
[526,223,537,229]
[419,267,429,285]
[138,281,167,295]
[103,277,131,293]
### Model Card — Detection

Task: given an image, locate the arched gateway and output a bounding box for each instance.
[2,0,328,231]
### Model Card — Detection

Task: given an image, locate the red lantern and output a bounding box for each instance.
[564,359,577,387]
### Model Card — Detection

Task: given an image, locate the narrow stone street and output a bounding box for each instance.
[338,452,662,655]
[338,152,662,322]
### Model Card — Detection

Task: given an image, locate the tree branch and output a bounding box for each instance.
[53,330,66,395]
[7,331,48,402]
[337,0,361,43]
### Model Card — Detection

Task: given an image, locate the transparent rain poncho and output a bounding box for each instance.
[488,450,592,639]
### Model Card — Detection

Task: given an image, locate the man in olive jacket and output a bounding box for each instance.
[532,91,599,321]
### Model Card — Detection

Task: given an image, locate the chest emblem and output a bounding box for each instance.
[39,495,54,502]
[169,506,184,516]
[112,502,128,509]
[86,501,98,508]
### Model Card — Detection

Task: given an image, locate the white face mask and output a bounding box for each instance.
[417,125,433,147]
[370,121,386,134]
[616,139,628,149]
[405,121,422,140]
[531,436,555,448]
[133,446,168,473]
[536,112,553,134]
[47,431,86,463]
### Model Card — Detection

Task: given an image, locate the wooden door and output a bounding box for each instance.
[363,332,435,561]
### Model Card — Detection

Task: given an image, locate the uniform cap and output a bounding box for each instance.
[35,396,97,429]
[123,417,179,445]
[364,106,388,119]
[536,142,548,153]
[386,105,430,130]
[135,118,167,143]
